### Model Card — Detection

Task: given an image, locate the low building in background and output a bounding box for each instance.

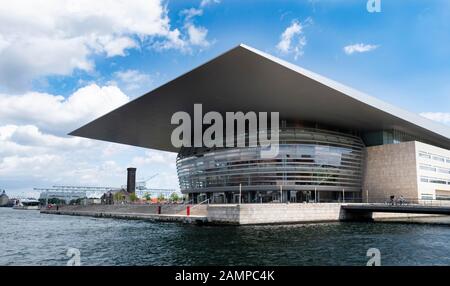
[39,189,86,205]
[101,189,131,205]
[37,186,122,205]
[85,198,102,205]
[0,190,10,207]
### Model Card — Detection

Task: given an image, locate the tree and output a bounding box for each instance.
[170,192,179,202]
[129,192,138,202]
[69,198,84,205]
[113,192,124,202]
[143,193,152,201]
[157,193,165,203]
[47,198,66,205]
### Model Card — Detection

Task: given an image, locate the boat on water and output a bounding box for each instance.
[13,199,40,210]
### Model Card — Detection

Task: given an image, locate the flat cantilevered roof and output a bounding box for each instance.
[70,44,450,152]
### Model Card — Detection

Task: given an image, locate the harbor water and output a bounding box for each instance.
[1,207,450,266]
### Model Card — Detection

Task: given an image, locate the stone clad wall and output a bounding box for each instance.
[42,203,439,224]
[239,203,343,224]
[50,204,206,216]
[363,141,419,203]
[206,203,436,224]
[372,212,438,219]
[206,205,240,224]
[207,203,343,225]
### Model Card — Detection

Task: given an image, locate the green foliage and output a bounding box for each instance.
[113,192,124,202]
[170,192,180,202]
[129,192,138,202]
[69,198,84,205]
[45,198,66,205]
[143,193,152,201]
[157,193,165,203]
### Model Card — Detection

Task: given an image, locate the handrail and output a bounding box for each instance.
[352,196,450,207]
[183,199,194,205]
[191,198,210,209]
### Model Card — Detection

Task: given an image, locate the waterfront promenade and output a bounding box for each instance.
[40,203,444,225]
[41,204,208,224]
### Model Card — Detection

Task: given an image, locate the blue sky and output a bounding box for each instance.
[30,0,450,112]
[0,0,449,196]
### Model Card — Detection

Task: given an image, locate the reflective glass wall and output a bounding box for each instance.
[177,128,365,197]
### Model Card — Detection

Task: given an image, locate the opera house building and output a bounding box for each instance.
[71,44,450,205]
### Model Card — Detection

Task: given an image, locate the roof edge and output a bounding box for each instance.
[238,44,450,139]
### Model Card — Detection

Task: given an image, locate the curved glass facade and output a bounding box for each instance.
[177,128,364,199]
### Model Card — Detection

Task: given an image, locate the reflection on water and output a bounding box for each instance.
[1,208,450,266]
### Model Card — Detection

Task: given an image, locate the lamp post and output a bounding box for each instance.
[280,185,283,203]
[239,183,242,205]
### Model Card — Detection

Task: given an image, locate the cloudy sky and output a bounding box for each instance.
[1,0,449,196]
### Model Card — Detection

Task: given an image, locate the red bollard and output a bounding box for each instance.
[157,205,161,214]
[186,206,190,216]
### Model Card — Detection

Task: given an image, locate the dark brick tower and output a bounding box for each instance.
[127,167,137,193]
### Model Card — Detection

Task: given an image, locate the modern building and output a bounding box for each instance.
[38,189,87,204]
[364,141,450,202]
[70,44,450,204]
[37,186,119,204]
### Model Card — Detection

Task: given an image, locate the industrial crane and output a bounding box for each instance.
[135,173,159,190]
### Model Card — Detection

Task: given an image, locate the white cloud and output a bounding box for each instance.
[0,1,218,195]
[112,69,153,93]
[96,36,138,58]
[0,123,102,184]
[178,4,214,50]
[186,24,210,47]
[0,0,189,92]
[0,85,179,196]
[200,0,221,8]
[0,84,129,135]
[182,8,204,21]
[131,150,177,166]
[420,112,450,125]
[130,150,178,191]
[276,19,308,60]
[2,125,91,150]
[343,43,379,55]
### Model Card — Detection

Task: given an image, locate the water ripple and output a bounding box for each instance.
[1,208,450,265]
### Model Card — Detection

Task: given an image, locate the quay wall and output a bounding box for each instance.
[41,204,208,224]
[40,203,440,225]
[43,204,207,216]
[206,203,439,225]
[206,203,343,225]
